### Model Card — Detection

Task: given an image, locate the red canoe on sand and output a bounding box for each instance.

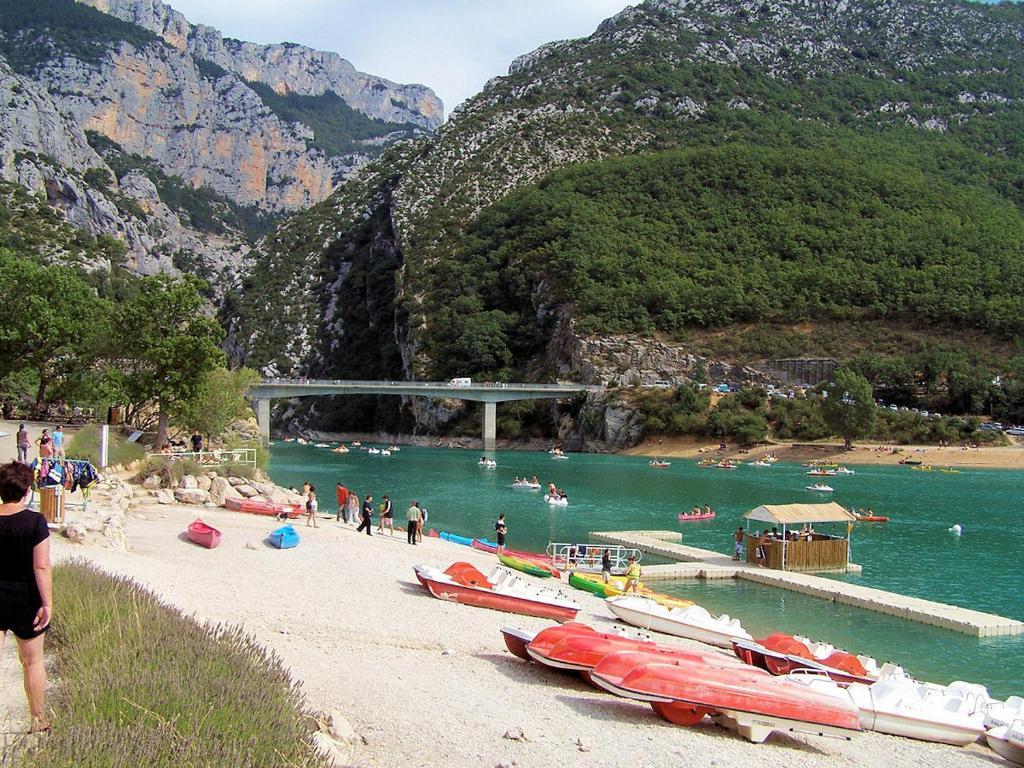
[608,660,862,742]
[224,497,303,518]
[186,519,221,549]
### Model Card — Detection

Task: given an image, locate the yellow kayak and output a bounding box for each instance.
[568,571,693,609]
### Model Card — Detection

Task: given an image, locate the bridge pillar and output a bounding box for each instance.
[483,401,496,451]
[255,398,271,445]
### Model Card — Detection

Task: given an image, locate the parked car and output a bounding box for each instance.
[1005,427,1024,436]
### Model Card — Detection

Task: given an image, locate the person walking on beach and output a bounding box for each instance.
[50,426,65,459]
[357,494,373,535]
[377,494,394,535]
[625,556,641,594]
[0,461,53,734]
[35,430,53,459]
[344,492,360,525]
[601,549,613,584]
[406,501,422,545]
[733,527,744,560]
[494,513,508,555]
[16,424,30,464]
[305,486,318,528]
[335,483,348,523]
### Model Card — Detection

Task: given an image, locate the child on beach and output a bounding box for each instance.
[625,556,641,593]
[601,549,613,584]
[305,487,318,527]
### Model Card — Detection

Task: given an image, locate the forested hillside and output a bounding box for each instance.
[233,0,1024,433]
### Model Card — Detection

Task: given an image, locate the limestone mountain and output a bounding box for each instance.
[231,0,1024,436]
[0,0,442,284]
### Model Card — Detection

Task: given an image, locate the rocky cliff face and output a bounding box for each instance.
[80,0,443,130]
[0,0,442,286]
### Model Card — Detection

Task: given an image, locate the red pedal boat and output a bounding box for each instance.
[604,660,862,742]
[223,497,303,518]
[413,562,580,621]
[733,633,878,685]
[186,519,221,549]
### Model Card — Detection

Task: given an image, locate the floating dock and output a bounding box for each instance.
[590,530,1024,638]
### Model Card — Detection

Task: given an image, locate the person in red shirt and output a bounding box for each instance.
[335,483,348,523]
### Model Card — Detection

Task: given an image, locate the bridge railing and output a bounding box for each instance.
[257,378,601,391]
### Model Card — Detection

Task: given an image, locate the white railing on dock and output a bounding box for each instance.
[547,543,641,574]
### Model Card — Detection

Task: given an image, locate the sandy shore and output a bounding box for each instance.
[623,436,1024,470]
[0,497,993,767]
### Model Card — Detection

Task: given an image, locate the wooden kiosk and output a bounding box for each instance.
[743,502,857,573]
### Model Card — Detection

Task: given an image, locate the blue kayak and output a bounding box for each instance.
[439,531,474,546]
[269,524,300,549]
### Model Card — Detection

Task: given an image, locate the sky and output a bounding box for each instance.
[164,0,638,115]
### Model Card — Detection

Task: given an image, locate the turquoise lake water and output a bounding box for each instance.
[268,442,1024,697]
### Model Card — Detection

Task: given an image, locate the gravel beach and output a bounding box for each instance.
[13,498,1000,768]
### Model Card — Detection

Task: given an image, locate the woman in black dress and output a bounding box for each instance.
[0,461,52,733]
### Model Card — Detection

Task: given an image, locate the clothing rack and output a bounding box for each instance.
[30,458,101,515]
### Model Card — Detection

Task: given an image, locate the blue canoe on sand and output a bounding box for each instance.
[439,531,474,547]
[269,524,300,549]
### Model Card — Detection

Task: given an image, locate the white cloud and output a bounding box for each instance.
[162,0,637,114]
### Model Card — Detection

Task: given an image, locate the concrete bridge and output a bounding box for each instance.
[250,379,604,450]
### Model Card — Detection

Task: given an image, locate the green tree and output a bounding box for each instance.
[172,366,260,444]
[0,250,108,408]
[105,274,225,446]
[821,368,877,448]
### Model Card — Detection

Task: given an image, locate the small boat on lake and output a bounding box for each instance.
[716,460,738,469]
[544,494,569,506]
[186,519,221,549]
[807,468,837,476]
[649,459,671,468]
[607,595,751,648]
[478,458,497,468]
[332,444,349,453]
[414,562,580,621]
[855,514,889,522]
[835,466,855,475]
[511,479,541,488]
[806,483,834,492]
[750,460,771,467]
[268,524,299,549]
[677,510,715,522]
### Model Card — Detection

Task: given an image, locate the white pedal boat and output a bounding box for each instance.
[512,481,541,489]
[986,696,1024,729]
[544,494,568,506]
[806,483,834,492]
[986,721,1024,765]
[606,595,751,648]
[846,676,988,745]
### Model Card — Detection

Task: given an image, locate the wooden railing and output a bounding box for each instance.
[745,535,848,572]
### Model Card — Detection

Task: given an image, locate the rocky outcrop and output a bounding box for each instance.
[80,0,443,129]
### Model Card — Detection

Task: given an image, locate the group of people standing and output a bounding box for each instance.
[15,424,66,464]
[331,482,428,545]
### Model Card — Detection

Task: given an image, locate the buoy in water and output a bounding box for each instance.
[949,523,963,536]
